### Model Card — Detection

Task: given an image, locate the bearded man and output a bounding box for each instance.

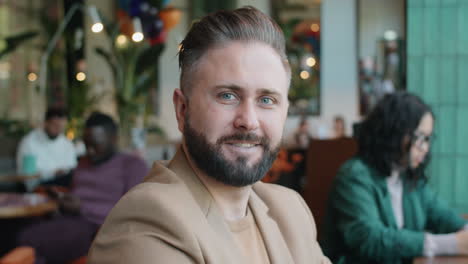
[88,7,330,264]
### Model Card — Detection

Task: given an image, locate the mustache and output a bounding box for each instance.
[216,133,270,146]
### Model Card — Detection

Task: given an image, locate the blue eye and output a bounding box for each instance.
[260,97,274,105]
[220,93,236,100]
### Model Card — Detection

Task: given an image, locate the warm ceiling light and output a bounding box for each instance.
[91,22,103,33]
[28,72,37,82]
[300,71,310,80]
[88,6,103,33]
[76,72,86,81]
[132,32,144,42]
[306,57,316,67]
[132,17,144,42]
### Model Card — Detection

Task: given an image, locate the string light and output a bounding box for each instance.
[116,34,129,47]
[310,23,320,32]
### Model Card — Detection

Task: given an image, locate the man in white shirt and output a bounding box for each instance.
[17,107,77,188]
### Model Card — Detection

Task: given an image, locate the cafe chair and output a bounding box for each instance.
[302,137,358,240]
[0,246,35,264]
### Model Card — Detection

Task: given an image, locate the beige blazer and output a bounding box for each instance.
[87,148,330,264]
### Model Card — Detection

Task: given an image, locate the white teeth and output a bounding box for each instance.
[233,143,255,148]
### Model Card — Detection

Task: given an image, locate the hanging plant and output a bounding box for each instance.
[94,0,181,145]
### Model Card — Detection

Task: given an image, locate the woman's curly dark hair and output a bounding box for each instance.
[357,92,433,181]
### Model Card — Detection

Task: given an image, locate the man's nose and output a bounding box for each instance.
[233,100,260,131]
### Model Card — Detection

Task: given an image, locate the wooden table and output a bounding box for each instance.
[414,256,468,264]
[0,193,57,218]
[0,174,39,183]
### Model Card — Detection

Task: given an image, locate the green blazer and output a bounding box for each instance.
[321,158,466,264]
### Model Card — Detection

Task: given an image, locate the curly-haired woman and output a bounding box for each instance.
[322,92,468,264]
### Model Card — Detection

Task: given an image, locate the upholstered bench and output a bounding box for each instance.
[0,246,35,264]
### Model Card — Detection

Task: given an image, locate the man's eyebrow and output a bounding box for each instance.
[257,88,281,97]
[214,85,282,97]
[214,84,242,91]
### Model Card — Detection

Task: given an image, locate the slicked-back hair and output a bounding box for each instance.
[357,92,433,182]
[178,6,290,95]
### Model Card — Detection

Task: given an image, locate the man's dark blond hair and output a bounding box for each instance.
[178,6,290,95]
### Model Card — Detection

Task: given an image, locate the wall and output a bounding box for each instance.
[154,0,188,141]
[237,0,271,14]
[408,0,468,213]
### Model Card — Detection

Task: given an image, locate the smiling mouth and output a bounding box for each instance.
[226,142,260,148]
[217,132,267,150]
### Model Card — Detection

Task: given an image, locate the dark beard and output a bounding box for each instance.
[184,122,279,187]
[45,131,59,140]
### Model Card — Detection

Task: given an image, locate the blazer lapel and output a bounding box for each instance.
[401,178,425,230]
[168,148,246,263]
[370,169,398,228]
[249,190,294,264]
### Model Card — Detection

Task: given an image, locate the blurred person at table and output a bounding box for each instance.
[12,112,149,264]
[293,117,312,149]
[322,92,468,264]
[332,115,346,139]
[16,107,77,189]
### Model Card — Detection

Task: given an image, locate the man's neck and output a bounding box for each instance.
[182,144,252,222]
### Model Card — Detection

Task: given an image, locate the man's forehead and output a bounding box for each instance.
[191,42,289,93]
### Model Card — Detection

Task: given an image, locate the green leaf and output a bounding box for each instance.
[0,31,38,59]
[134,70,157,97]
[135,43,165,75]
[94,47,118,86]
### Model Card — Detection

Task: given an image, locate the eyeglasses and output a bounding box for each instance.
[412,131,434,149]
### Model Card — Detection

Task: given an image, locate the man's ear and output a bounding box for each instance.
[173,88,187,133]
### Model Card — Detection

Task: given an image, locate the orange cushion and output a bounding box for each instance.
[69,256,87,264]
[0,246,35,264]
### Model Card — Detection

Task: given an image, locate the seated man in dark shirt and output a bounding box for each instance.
[12,112,149,264]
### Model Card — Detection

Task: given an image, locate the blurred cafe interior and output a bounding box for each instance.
[0,0,467,263]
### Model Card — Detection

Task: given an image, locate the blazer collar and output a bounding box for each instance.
[167,148,245,262]
[167,147,294,263]
[366,162,416,229]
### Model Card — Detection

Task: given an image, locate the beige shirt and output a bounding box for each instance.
[227,207,270,264]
